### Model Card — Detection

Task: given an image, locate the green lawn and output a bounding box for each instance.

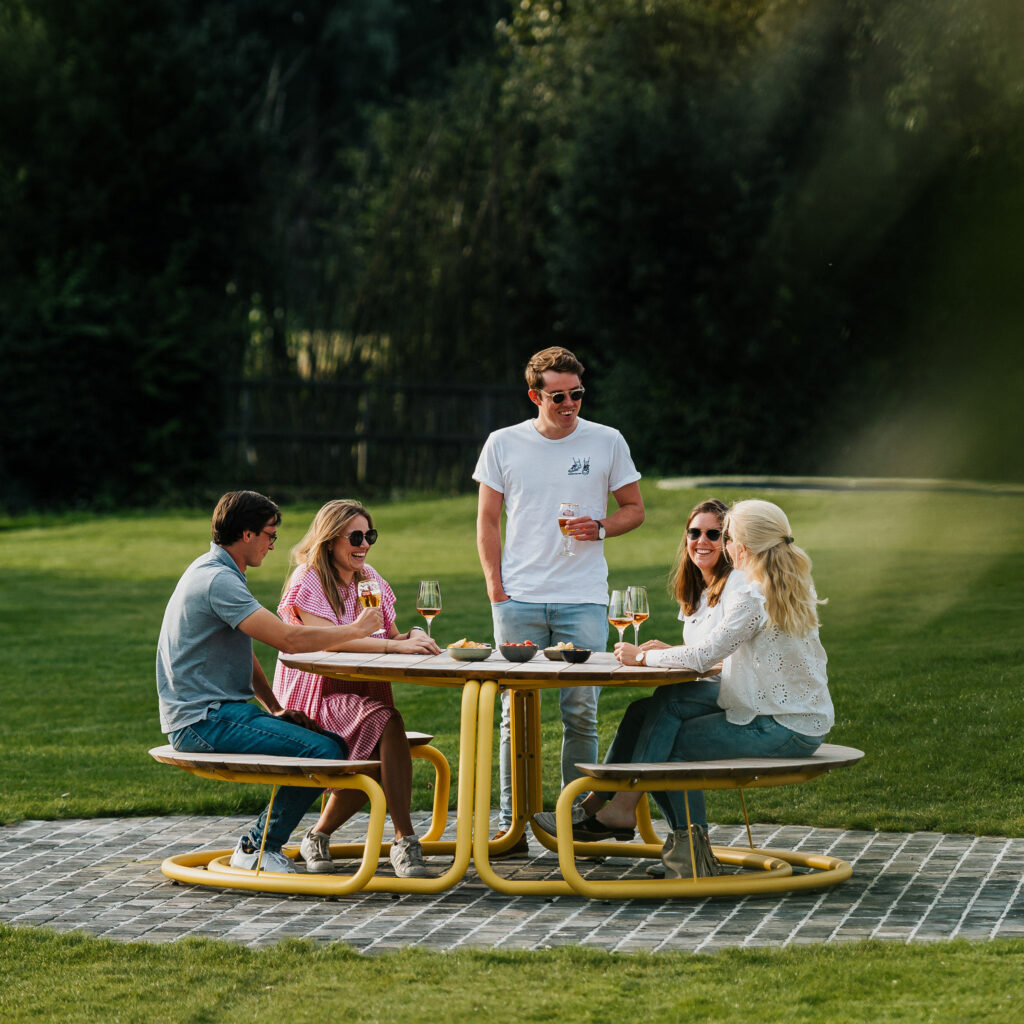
[2,482,1023,1020]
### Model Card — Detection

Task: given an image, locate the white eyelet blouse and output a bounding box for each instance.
[645,570,833,736]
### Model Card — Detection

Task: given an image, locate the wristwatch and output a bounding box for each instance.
[635,649,646,664]
[596,520,606,540]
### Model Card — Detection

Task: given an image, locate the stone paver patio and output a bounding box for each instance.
[3,814,1023,953]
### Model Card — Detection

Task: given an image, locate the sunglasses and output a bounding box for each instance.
[537,387,585,404]
[686,527,723,541]
[344,529,378,547]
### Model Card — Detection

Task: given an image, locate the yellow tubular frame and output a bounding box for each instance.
[157,681,478,896]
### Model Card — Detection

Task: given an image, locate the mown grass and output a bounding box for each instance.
[2,483,1024,1022]
[2,925,1024,1023]
[2,482,1022,834]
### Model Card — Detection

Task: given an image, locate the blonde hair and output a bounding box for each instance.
[724,499,824,636]
[668,498,732,615]
[281,499,374,621]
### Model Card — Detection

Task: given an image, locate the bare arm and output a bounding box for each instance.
[238,605,383,654]
[476,483,509,603]
[566,480,646,542]
[296,609,440,655]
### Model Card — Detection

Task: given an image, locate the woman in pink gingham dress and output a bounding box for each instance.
[273,499,441,877]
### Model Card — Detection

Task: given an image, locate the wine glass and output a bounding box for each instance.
[607,589,633,645]
[357,579,381,609]
[627,585,649,645]
[416,580,442,639]
[558,502,579,557]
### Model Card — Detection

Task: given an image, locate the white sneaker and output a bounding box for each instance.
[389,836,433,878]
[229,837,296,874]
[299,827,336,873]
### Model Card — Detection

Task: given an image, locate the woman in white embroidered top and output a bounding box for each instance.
[601,499,833,879]
[273,499,441,878]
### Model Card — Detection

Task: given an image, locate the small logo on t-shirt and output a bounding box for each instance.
[568,457,590,476]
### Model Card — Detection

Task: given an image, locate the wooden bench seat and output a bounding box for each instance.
[537,743,865,898]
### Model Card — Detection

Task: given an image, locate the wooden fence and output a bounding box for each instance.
[221,378,526,493]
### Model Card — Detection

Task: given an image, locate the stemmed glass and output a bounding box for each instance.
[557,502,579,556]
[627,585,649,646]
[607,589,633,645]
[416,580,442,639]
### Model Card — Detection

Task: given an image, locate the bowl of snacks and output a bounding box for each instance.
[499,641,539,663]
[544,641,579,661]
[447,639,493,662]
[560,647,592,664]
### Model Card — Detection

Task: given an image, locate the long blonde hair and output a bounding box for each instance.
[668,498,732,615]
[282,499,374,621]
[724,499,824,636]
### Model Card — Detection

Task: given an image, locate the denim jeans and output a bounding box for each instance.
[631,681,823,830]
[168,701,345,850]
[491,600,609,829]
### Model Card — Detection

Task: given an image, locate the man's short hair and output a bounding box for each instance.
[525,347,585,390]
[211,491,282,547]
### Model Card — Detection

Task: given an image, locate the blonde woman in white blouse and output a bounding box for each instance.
[600,499,833,877]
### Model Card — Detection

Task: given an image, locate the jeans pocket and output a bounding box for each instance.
[170,726,215,753]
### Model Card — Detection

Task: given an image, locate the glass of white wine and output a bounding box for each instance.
[607,589,633,645]
[416,580,442,639]
[558,502,579,557]
[627,585,649,645]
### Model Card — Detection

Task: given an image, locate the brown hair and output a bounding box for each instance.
[211,491,281,547]
[524,347,585,391]
[668,498,732,616]
[282,499,374,621]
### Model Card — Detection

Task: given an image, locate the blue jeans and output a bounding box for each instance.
[168,701,345,850]
[631,681,824,830]
[491,600,609,829]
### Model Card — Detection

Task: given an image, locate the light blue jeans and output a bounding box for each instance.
[491,600,609,829]
[630,681,824,830]
[168,701,345,850]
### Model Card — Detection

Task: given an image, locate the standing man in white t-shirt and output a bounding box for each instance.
[473,346,645,854]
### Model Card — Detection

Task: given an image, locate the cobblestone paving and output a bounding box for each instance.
[2,815,1023,953]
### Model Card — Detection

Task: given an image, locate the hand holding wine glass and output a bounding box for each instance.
[416,580,442,639]
[607,589,633,644]
[558,502,579,557]
[627,585,649,645]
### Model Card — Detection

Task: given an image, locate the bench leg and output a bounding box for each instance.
[410,743,451,843]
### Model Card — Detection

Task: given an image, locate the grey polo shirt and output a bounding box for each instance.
[156,543,263,734]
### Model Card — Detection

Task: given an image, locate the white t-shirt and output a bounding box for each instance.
[473,417,641,604]
[646,570,833,736]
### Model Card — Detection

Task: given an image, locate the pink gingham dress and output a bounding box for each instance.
[273,564,398,760]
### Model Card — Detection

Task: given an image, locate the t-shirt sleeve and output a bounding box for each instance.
[208,570,263,629]
[608,430,642,492]
[472,434,505,494]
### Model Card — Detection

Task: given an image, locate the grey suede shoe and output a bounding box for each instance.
[662,824,720,879]
[532,805,587,835]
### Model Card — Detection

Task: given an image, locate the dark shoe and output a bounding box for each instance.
[532,806,587,835]
[572,814,635,843]
[490,829,530,858]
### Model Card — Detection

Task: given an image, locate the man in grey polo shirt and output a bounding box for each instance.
[156,490,382,873]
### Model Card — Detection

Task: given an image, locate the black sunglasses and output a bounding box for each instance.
[538,387,585,404]
[686,527,723,541]
[344,529,378,547]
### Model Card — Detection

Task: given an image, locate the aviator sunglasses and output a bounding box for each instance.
[537,386,586,404]
[686,527,723,541]
[344,529,378,547]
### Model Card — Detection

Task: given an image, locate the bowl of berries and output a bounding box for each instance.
[499,641,539,663]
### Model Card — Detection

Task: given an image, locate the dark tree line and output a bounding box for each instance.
[2,0,1022,510]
